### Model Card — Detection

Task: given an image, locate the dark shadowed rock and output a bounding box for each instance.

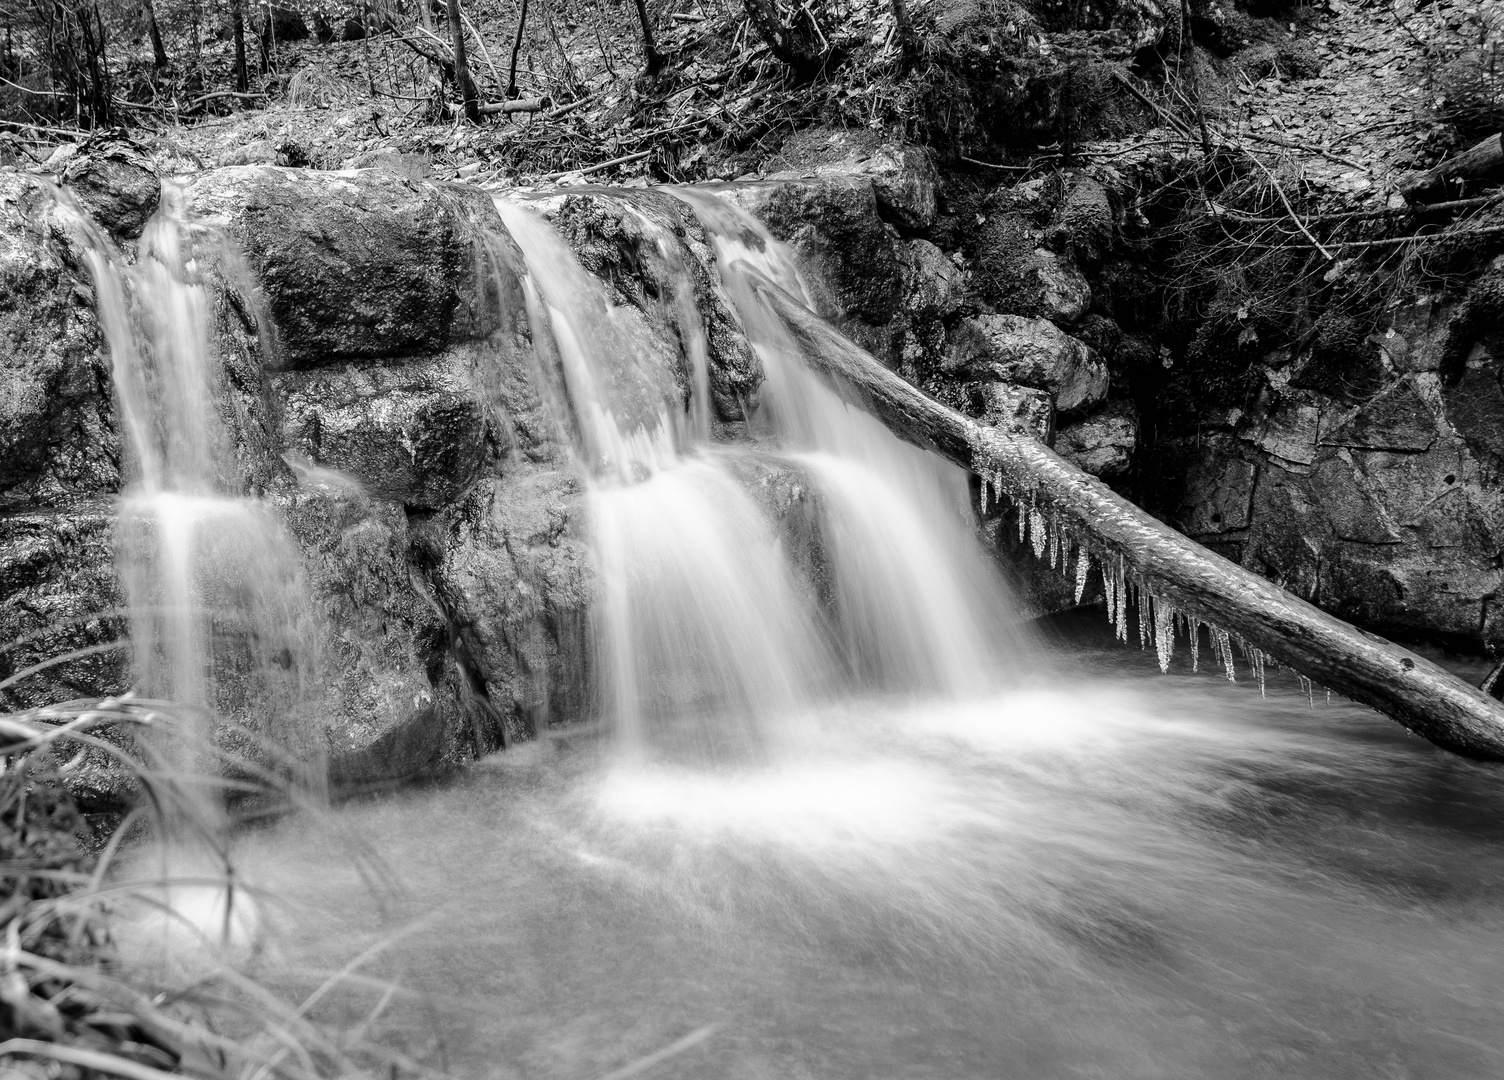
[1311,452,1403,544]
[278,483,472,783]
[1287,317,1388,403]
[1045,174,1115,266]
[1250,396,1319,467]
[1056,399,1138,478]
[424,471,594,739]
[725,176,907,364]
[762,128,939,231]
[1243,471,1323,601]
[975,382,1055,443]
[60,145,160,240]
[1442,364,1504,465]
[0,502,127,710]
[1322,378,1438,452]
[902,239,966,323]
[1176,454,1257,535]
[972,210,1092,326]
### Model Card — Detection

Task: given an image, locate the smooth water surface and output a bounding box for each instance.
[226,615,1504,1080]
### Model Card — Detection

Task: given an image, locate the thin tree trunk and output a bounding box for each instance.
[889,0,915,68]
[141,0,168,67]
[445,0,479,120]
[749,273,1504,761]
[232,0,248,93]
[506,0,527,97]
[632,0,663,75]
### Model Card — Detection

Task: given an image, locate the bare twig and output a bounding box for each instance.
[508,0,530,97]
[460,7,503,93]
[1249,155,1336,262]
[540,149,651,179]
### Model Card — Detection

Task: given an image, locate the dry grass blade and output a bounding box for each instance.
[3,688,442,1080]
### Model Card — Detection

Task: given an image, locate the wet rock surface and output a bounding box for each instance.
[0,174,126,711]
[0,165,606,790]
[538,189,764,422]
[59,145,161,240]
[183,167,506,365]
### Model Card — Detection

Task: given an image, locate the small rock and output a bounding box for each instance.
[976,382,1055,444]
[1034,249,1091,324]
[1055,399,1138,479]
[351,149,432,180]
[43,143,78,172]
[220,140,280,167]
[457,161,484,179]
[902,239,966,322]
[946,314,1108,416]
[1045,174,1114,265]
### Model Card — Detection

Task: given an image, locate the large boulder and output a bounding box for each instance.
[60,143,161,240]
[945,314,1109,416]
[183,167,504,366]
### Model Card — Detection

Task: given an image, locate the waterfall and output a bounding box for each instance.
[494,189,1021,763]
[495,200,829,766]
[61,187,323,810]
[675,188,1018,695]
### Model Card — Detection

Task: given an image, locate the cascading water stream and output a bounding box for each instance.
[61,187,323,819]
[673,187,1021,695]
[495,199,830,766]
[493,188,1025,764]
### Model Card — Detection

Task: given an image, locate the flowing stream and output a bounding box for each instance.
[90,184,1504,1076]
[65,187,321,801]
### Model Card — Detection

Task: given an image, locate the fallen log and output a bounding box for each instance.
[1400,132,1504,203]
[751,274,1504,761]
[478,97,545,115]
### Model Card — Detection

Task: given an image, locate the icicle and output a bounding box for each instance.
[1050,521,1062,570]
[1018,504,1027,543]
[1116,561,1129,643]
[1252,648,1266,697]
[1153,597,1175,673]
[1102,555,1116,627]
[1029,508,1047,559]
[1136,582,1149,651]
[1298,674,1313,708]
[1074,546,1090,604]
[1325,687,1331,704]
[1214,628,1235,682]
[1191,619,1200,673]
